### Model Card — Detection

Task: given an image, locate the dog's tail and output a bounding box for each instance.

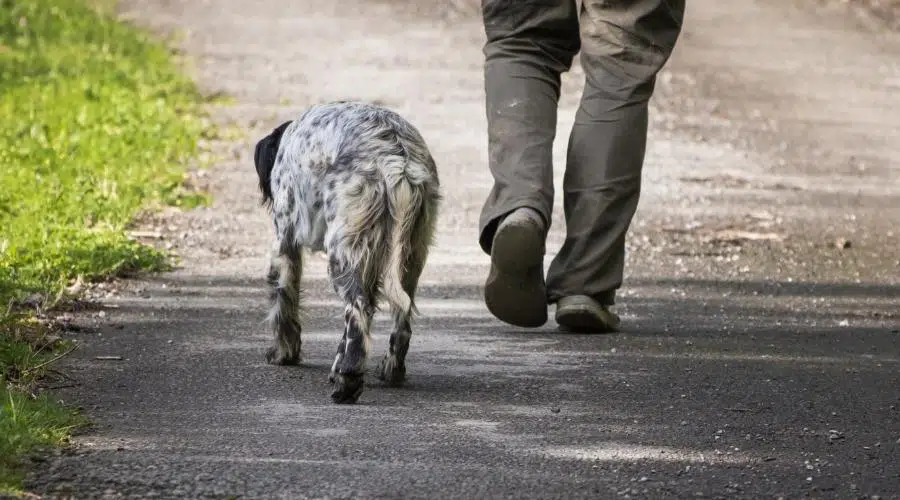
[380,157,431,317]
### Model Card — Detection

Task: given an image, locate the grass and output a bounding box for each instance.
[1,313,89,496]
[0,0,210,306]
[1,0,212,493]
[0,388,87,495]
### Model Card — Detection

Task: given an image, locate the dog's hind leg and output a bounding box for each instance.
[327,254,378,404]
[264,234,303,365]
[377,247,425,387]
[379,190,437,387]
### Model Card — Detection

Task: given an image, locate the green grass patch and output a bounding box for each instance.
[1,0,214,493]
[0,0,210,307]
[1,313,89,495]
[0,386,87,496]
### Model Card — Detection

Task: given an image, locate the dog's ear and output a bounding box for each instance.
[253,120,293,209]
[268,120,293,144]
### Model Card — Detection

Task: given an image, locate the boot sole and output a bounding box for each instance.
[484,222,547,327]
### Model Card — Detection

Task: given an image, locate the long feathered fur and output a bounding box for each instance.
[252,101,441,404]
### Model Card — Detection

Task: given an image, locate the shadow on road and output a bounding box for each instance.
[29,271,899,498]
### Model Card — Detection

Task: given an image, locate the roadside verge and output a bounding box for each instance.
[0,0,219,494]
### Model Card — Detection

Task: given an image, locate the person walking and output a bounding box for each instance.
[478,0,685,331]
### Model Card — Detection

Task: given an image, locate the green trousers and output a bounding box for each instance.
[477,0,685,305]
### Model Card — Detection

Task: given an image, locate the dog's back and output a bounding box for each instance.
[277,101,438,186]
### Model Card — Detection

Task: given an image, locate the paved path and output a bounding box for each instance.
[27,0,900,498]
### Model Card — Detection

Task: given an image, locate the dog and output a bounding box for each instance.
[253,101,441,404]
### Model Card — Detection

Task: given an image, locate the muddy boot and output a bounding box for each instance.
[483,207,548,327]
[555,295,620,333]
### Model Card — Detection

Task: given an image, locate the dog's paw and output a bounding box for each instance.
[330,372,365,404]
[266,346,300,366]
[377,354,406,387]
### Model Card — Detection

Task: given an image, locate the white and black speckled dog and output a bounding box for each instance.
[253,101,441,404]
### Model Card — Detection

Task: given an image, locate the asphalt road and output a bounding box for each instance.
[24,0,900,498]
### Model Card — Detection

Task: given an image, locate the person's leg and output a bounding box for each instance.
[547,0,685,331]
[478,0,580,251]
[478,0,581,327]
